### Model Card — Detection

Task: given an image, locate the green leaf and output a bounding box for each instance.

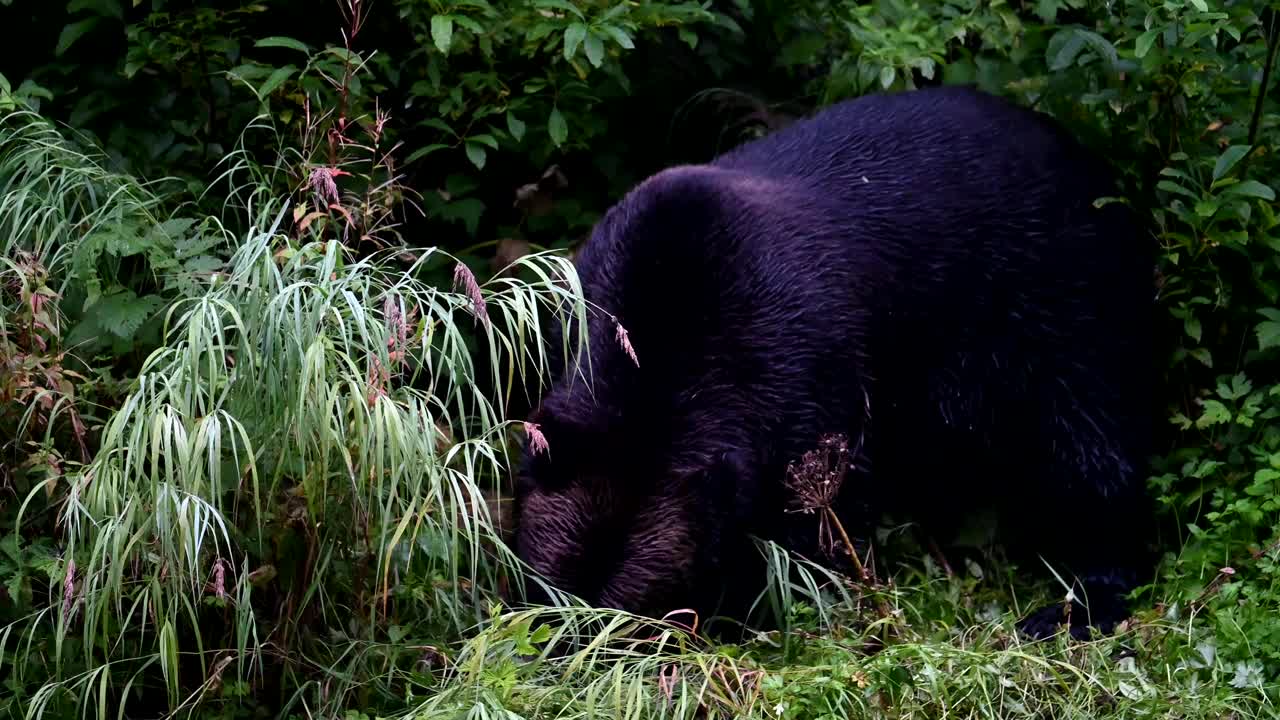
[584,32,605,67]
[97,290,165,340]
[469,133,499,149]
[1135,28,1159,58]
[56,18,101,56]
[564,23,587,61]
[534,0,585,19]
[507,111,526,141]
[68,0,122,19]
[1047,28,1086,70]
[1212,145,1250,181]
[879,66,895,89]
[257,65,296,99]
[1185,315,1202,343]
[548,107,567,146]
[405,143,450,165]
[1156,179,1196,199]
[1196,399,1232,428]
[1221,180,1275,201]
[1188,0,1208,11]
[599,24,635,49]
[465,141,487,170]
[454,16,485,34]
[255,36,312,54]
[432,15,454,54]
[1257,308,1280,350]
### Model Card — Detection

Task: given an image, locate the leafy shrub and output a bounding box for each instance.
[4,0,1280,717]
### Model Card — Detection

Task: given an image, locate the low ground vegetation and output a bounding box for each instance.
[2,0,1280,718]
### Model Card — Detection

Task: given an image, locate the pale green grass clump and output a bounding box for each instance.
[403,562,1279,720]
[2,110,590,716]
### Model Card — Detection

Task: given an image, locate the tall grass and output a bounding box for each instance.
[1,110,589,717]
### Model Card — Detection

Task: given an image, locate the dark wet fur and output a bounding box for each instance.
[510,86,1155,641]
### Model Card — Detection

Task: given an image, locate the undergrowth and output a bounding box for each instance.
[3,0,1280,718]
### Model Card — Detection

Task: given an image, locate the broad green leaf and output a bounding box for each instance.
[599,24,635,49]
[56,18,101,56]
[584,32,605,67]
[507,111,527,141]
[534,0,585,19]
[1257,308,1280,350]
[469,133,499,150]
[255,36,312,54]
[432,15,454,54]
[257,65,296,99]
[1221,180,1275,201]
[564,23,587,61]
[68,0,122,19]
[1185,315,1202,343]
[465,141,487,170]
[1047,28,1086,70]
[1212,145,1250,181]
[1135,28,1159,57]
[548,107,567,146]
[879,66,895,89]
[405,143,450,164]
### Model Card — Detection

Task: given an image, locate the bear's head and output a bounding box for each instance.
[508,392,756,621]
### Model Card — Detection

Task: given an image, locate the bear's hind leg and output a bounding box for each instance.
[1007,382,1152,641]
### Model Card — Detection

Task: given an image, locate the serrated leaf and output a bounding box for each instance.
[432,15,454,54]
[584,32,604,67]
[255,36,312,54]
[464,141,487,170]
[564,23,587,61]
[56,18,101,56]
[5,570,26,608]
[548,107,567,146]
[97,290,165,340]
[1257,309,1280,350]
[1213,145,1250,181]
[1195,399,1232,428]
[507,111,526,141]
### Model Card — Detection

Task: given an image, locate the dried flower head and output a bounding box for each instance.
[308,166,342,207]
[784,433,866,571]
[524,421,549,455]
[62,558,76,615]
[213,558,227,600]
[614,319,639,367]
[452,262,490,327]
[785,433,851,514]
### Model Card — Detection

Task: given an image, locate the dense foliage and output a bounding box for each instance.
[2,0,1279,718]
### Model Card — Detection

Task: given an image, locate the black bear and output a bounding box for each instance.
[509,85,1154,640]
